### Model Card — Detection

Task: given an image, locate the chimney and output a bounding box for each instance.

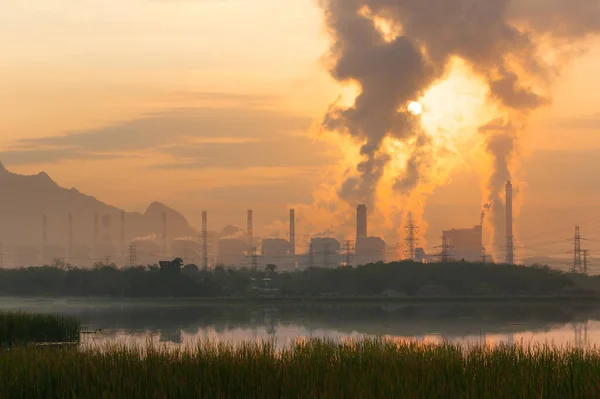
[357,204,367,239]
[289,209,296,255]
[505,180,514,264]
[247,210,253,248]
[202,210,208,269]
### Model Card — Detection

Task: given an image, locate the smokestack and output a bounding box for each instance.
[357,204,367,239]
[247,210,253,248]
[202,210,208,269]
[289,209,296,255]
[505,180,514,265]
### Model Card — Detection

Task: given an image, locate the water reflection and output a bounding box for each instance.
[1,299,599,349]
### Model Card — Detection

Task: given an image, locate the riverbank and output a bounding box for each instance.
[3,294,600,307]
[1,339,598,397]
[0,311,80,347]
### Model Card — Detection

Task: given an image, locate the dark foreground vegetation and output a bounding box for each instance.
[0,312,80,347]
[2,339,600,398]
[0,259,596,298]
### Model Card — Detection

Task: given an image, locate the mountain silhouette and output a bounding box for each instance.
[0,162,196,261]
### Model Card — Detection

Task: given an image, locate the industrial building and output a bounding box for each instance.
[353,205,386,266]
[442,225,483,263]
[309,237,341,268]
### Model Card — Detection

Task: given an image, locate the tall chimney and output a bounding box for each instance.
[247,210,253,249]
[505,180,514,265]
[357,204,367,239]
[289,209,296,255]
[202,211,208,269]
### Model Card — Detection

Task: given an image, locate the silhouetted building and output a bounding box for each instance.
[261,238,296,272]
[310,237,341,268]
[415,247,426,263]
[442,225,483,262]
[355,237,386,266]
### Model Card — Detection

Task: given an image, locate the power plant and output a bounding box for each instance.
[3,179,528,270]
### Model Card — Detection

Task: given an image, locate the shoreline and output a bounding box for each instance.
[3,295,600,306]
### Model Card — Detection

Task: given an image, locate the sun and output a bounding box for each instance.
[407,101,423,115]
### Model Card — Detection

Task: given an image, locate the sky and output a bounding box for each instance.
[2,0,600,258]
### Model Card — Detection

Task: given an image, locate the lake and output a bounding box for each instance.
[1,298,598,349]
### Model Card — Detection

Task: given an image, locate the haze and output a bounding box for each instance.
[2,0,600,266]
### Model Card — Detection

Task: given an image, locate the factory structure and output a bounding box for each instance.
[3,180,517,270]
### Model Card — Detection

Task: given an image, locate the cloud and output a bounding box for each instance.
[544,113,600,130]
[0,99,327,170]
[153,135,332,170]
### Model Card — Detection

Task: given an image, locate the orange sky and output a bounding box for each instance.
[1,0,600,259]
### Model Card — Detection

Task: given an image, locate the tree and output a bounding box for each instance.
[265,264,277,275]
[159,258,183,273]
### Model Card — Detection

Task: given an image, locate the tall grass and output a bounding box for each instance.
[0,311,80,347]
[1,338,600,397]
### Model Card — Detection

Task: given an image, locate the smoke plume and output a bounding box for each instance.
[319,0,600,247]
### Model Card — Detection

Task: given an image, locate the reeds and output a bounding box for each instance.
[1,338,599,398]
[0,311,80,347]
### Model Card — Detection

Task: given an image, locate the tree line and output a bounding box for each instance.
[0,259,593,298]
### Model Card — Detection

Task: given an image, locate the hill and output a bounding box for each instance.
[0,161,196,255]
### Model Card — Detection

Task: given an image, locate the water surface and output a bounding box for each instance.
[1,298,598,349]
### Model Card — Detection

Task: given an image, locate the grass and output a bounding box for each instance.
[1,338,600,398]
[0,311,80,347]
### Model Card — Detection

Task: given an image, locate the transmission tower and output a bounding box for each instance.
[481,247,487,264]
[571,226,582,273]
[343,240,355,267]
[0,241,3,269]
[128,243,137,267]
[435,235,453,263]
[404,218,420,261]
[583,249,590,275]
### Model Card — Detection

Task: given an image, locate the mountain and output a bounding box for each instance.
[0,161,197,250]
